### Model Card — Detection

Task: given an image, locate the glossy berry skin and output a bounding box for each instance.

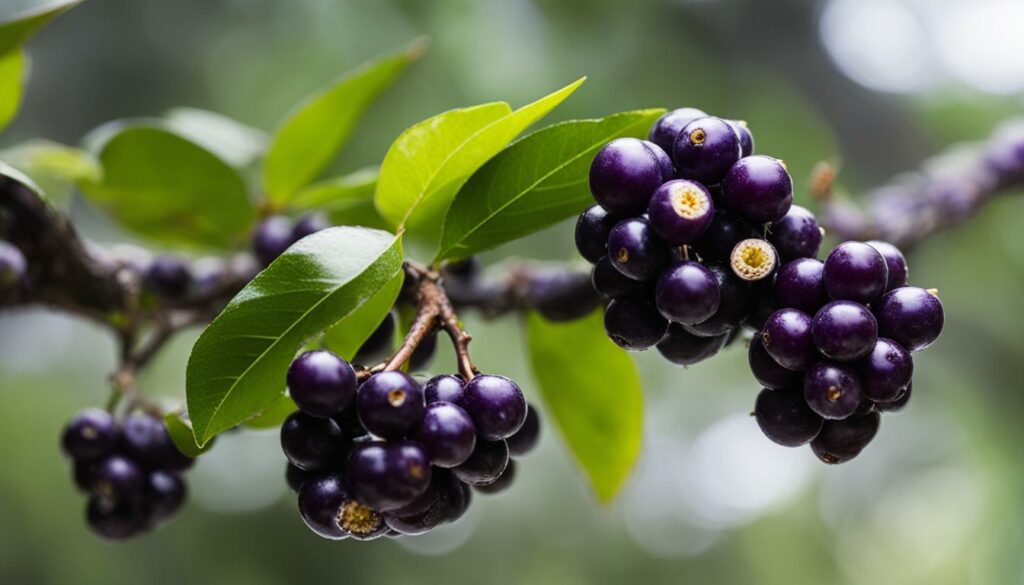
[287,350,357,418]
[874,383,911,413]
[604,298,669,350]
[754,387,824,447]
[770,205,822,261]
[685,265,754,336]
[120,413,189,471]
[804,362,862,420]
[811,301,878,361]
[252,215,294,266]
[810,411,880,464]
[146,470,186,523]
[506,405,540,457]
[459,375,527,441]
[354,312,396,364]
[589,138,669,215]
[874,287,944,351]
[474,460,516,495]
[644,140,675,180]
[286,463,309,493]
[859,338,913,402]
[692,211,758,263]
[356,371,425,440]
[646,180,715,245]
[86,497,147,541]
[575,205,619,263]
[0,241,26,287]
[728,120,755,157]
[655,261,721,325]
[774,258,827,315]
[437,472,472,523]
[424,374,465,405]
[761,309,816,371]
[291,212,331,242]
[656,325,730,366]
[61,408,119,462]
[746,285,777,332]
[607,217,670,281]
[529,270,601,322]
[414,402,477,467]
[92,455,146,501]
[648,107,707,155]
[297,472,350,539]
[452,440,509,486]
[673,116,742,185]
[346,441,432,512]
[592,256,651,300]
[280,412,345,471]
[720,155,794,224]
[748,335,801,390]
[144,256,191,299]
[822,242,889,303]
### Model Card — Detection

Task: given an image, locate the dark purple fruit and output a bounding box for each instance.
[607,217,670,281]
[866,241,908,291]
[804,362,862,420]
[654,261,721,325]
[874,383,912,413]
[286,463,309,493]
[810,411,881,464]
[506,404,540,457]
[822,242,889,304]
[575,205,619,263]
[529,270,601,322]
[656,324,730,366]
[770,205,822,261]
[728,120,755,157]
[811,300,878,361]
[145,471,186,523]
[61,408,119,462]
[459,375,527,441]
[673,116,742,185]
[474,460,516,495]
[356,371,425,440]
[589,138,668,215]
[592,256,651,300]
[748,334,801,390]
[754,387,824,447]
[346,441,432,512]
[252,215,294,266]
[436,469,472,523]
[646,180,715,245]
[291,212,331,242]
[648,107,707,155]
[774,258,828,315]
[279,411,345,471]
[86,497,147,541]
[452,439,509,486]
[604,298,669,350]
[859,338,913,402]
[143,256,191,299]
[297,472,350,539]
[761,308,816,371]
[692,211,758,263]
[287,350,357,418]
[92,455,146,502]
[414,402,477,468]
[874,287,944,352]
[0,241,27,288]
[121,413,190,471]
[424,374,465,405]
[720,155,794,224]
[685,264,754,336]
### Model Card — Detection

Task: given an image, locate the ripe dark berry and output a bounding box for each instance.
[607,217,670,281]
[673,116,742,185]
[437,471,472,523]
[346,441,432,512]
[728,120,755,157]
[298,472,353,539]
[529,270,601,322]
[729,238,778,282]
[684,264,754,337]
[720,155,794,224]
[648,107,707,155]
[804,362,862,420]
[252,215,294,266]
[770,205,822,260]
[120,413,188,471]
[810,410,880,464]
[332,404,367,438]
[291,212,331,242]
[655,261,721,324]
[874,383,912,413]
[774,258,827,315]
[859,338,913,402]
[746,284,777,332]
[287,350,357,418]
[0,240,27,287]
[356,371,425,440]
[354,312,396,364]
[811,300,878,361]
[506,404,540,457]
[603,298,669,350]
[424,374,465,405]
[748,334,801,390]
[279,411,345,471]
[92,455,146,502]
[408,332,437,371]
[459,375,527,441]
[866,241,908,291]
[73,460,97,492]
[592,256,651,300]
[646,180,715,245]
[822,242,889,303]
[655,325,729,366]
[692,210,758,263]
[452,439,509,486]
[644,140,675,180]
[143,255,191,299]
[414,402,477,468]
[589,138,669,215]
[61,408,119,462]
[575,204,619,263]
[474,460,516,495]
[874,287,944,351]
[286,463,309,493]
[754,387,824,447]
[761,308,816,371]
[86,496,147,541]
[145,470,186,523]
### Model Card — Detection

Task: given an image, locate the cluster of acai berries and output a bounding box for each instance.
[281,349,539,540]
[60,409,193,540]
[752,240,943,463]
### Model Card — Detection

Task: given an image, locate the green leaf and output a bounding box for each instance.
[0,0,84,56]
[0,158,42,194]
[186,227,403,446]
[262,39,426,204]
[79,126,254,249]
[374,77,586,250]
[322,267,403,360]
[0,49,25,132]
[0,139,100,201]
[163,107,268,169]
[291,166,386,229]
[164,412,214,458]
[438,109,665,260]
[525,311,643,503]
[242,394,298,429]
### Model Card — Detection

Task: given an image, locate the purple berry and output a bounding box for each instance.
[720,155,794,224]
[604,298,669,350]
[0,240,26,288]
[144,255,191,299]
[299,472,387,540]
[61,408,119,462]
[607,217,670,281]
[673,116,742,185]
[414,402,477,468]
[459,375,527,441]
[692,210,758,263]
[437,471,472,523]
[286,463,309,493]
[346,441,432,512]
[506,405,540,457]
[280,411,345,471]
[774,258,828,315]
[474,459,517,495]
[656,324,730,366]
[754,387,824,447]
[252,215,294,266]
[858,338,913,402]
[575,204,619,263]
[874,287,944,351]
[804,362,862,420]
[452,439,509,486]
[92,455,146,502]
[874,383,912,413]
[865,241,908,291]
[811,300,878,361]
[287,350,357,418]
[822,242,889,303]
[424,374,465,405]
[291,212,331,242]
[745,284,777,332]
[529,270,601,322]
[684,264,754,336]
[589,138,668,215]
[356,371,425,440]
[810,411,880,464]
[120,413,188,471]
[86,497,147,541]
[728,120,755,157]
[748,334,801,390]
[770,205,822,260]
[654,261,721,324]
[644,140,675,180]
[592,256,651,300]
[648,107,707,155]
[761,308,816,371]
[145,470,186,523]
[646,180,715,245]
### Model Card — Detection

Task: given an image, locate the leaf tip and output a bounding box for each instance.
[405,36,431,60]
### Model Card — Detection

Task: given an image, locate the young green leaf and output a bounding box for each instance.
[163,107,268,169]
[79,126,254,249]
[164,412,215,458]
[322,268,403,360]
[291,166,387,229]
[525,311,643,503]
[438,109,665,260]
[0,139,100,202]
[262,39,426,204]
[375,77,586,251]
[242,394,298,429]
[0,49,25,132]
[186,227,403,446]
[0,0,84,55]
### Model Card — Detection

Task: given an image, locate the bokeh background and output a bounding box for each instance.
[2,0,1024,583]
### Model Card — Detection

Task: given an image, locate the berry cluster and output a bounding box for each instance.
[60,409,193,541]
[252,212,331,266]
[0,239,27,291]
[752,241,943,463]
[281,349,539,540]
[578,107,795,363]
